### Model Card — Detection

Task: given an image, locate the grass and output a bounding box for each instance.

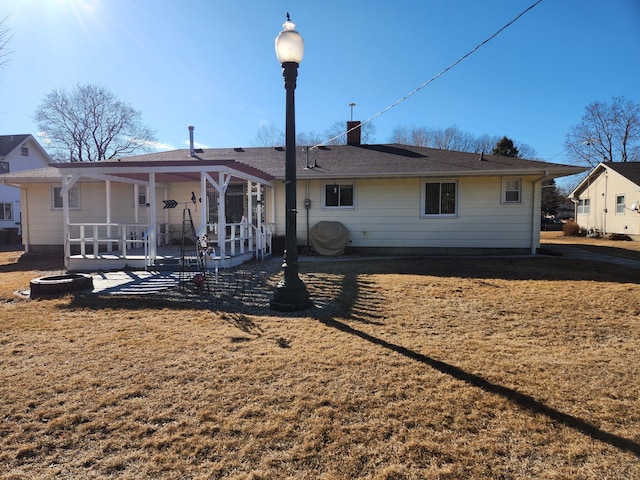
[1,241,639,479]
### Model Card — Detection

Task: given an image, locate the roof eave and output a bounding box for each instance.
[295,166,587,180]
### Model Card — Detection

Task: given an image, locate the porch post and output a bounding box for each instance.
[106,180,112,252]
[200,173,207,238]
[62,176,70,270]
[256,183,263,257]
[148,172,157,261]
[134,184,140,224]
[218,171,226,257]
[247,180,254,252]
[163,187,169,244]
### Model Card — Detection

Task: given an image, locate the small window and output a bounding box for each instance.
[0,203,12,220]
[323,182,355,209]
[52,186,80,209]
[502,177,522,203]
[616,195,625,214]
[21,146,29,156]
[422,180,457,216]
[134,185,148,206]
[0,161,8,174]
[577,198,590,214]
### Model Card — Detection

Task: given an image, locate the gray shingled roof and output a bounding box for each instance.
[108,144,583,179]
[0,134,30,156]
[603,161,640,186]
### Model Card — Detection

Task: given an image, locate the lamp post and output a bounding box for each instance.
[270,13,312,311]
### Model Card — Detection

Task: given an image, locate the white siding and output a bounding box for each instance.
[274,175,538,249]
[574,168,640,236]
[0,137,51,233]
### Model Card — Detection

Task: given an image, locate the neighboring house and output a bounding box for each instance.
[0,126,585,270]
[569,162,640,239]
[0,135,53,244]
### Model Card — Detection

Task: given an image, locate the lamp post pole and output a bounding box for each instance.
[271,14,312,312]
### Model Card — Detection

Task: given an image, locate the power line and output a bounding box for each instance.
[311,0,544,149]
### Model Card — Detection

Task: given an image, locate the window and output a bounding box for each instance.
[577,198,590,214]
[0,161,8,174]
[52,186,80,209]
[323,182,355,209]
[616,195,625,214]
[502,177,522,203]
[0,203,12,220]
[21,146,28,156]
[422,180,457,216]
[134,185,148,206]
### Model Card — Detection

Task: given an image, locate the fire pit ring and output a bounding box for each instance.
[30,274,94,298]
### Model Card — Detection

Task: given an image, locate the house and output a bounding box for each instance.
[0,126,585,271]
[0,135,53,244]
[569,162,640,239]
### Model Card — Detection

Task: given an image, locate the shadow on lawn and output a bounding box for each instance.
[0,251,65,274]
[315,269,640,459]
[318,314,640,458]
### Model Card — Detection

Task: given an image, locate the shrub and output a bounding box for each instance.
[562,220,581,236]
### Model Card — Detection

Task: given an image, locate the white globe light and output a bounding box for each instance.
[275,15,304,64]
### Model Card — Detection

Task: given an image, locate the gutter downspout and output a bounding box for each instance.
[21,188,29,253]
[531,172,549,255]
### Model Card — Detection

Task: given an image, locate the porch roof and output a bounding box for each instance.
[53,158,275,186]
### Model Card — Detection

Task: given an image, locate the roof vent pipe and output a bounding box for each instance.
[479,151,485,161]
[188,126,196,157]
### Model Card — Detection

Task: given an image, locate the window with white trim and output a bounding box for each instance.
[0,203,12,220]
[577,198,590,214]
[616,195,625,214]
[134,185,148,206]
[422,180,457,216]
[502,177,522,203]
[21,146,28,156]
[0,161,8,174]
[322,182,355,209]
[52,186,80,209]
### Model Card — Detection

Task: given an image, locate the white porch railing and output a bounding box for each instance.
[202,221,273,259]
[66,223,155,256]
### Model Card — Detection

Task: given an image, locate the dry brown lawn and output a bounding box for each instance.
[1,240,639,479]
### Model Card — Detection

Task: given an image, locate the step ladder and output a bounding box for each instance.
[179,207,209,291]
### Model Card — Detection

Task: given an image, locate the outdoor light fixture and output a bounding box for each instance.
[271,13,312,311]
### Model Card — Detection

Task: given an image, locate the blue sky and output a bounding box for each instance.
[1,0,638,185]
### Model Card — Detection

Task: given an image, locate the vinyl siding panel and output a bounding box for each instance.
[274,176,537,249]
[575,168,640,236]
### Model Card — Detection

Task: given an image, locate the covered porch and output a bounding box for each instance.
[55,159,276,272]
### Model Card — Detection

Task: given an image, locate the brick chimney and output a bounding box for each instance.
[346,121,362,146]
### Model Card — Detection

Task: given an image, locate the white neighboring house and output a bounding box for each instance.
[569,162,640,239]
[0,126,586,270]
[0,135,52,244]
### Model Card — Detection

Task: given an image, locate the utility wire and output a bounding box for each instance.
[311,0,544,149]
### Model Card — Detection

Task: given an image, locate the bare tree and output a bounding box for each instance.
[322,120,377,145]
[34,84,156,162]
[388,125,537,158]
[473,134,501,155]
[565,96,640,166]
[253,120,376,147]
[0,16,12,69]
[252,123,284,147]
